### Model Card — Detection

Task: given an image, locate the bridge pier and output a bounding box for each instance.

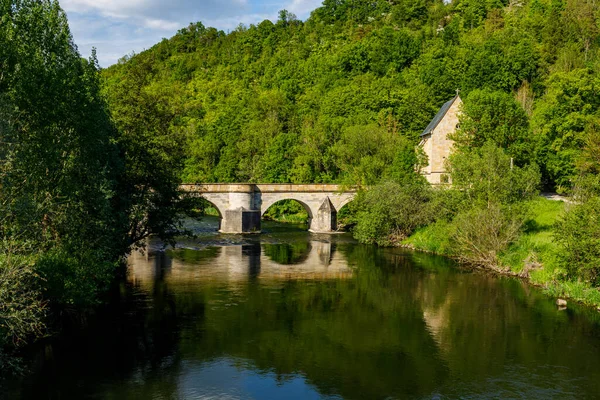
[222,209,261,234]
[309,197,337,233]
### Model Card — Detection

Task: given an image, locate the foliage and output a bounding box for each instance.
[0,0,129,356]
[532,69,600,191]
[450,204,523,269]
[0,248,44,347]
[101,54,201,247]
[352,181,435,246]
[449,141,541,207]
[332,123,423,185]
[263,200,309,223]
[402,143,539,268]
[0,241,45,375]
[35,247,117,308]
[452,89,532,165]
[100,0,600,195]
[553,115,600,286]
[0,0,197,370]
[555,198,600,285]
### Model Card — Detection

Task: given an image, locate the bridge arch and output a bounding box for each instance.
[198,197,224,218]
[336,197,355,212]
[260,197,314,220]
[196,193,229,231]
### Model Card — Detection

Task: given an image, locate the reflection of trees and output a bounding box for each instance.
[408,251,600,396]
[263,241,312,264]
[24,243,600,399]
[21,253,185,399]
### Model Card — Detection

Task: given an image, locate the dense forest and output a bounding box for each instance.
[104,0,600,191]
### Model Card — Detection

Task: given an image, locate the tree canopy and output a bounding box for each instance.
[103,0,600,191]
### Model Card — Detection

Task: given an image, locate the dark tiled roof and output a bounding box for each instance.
[420,95,459,137]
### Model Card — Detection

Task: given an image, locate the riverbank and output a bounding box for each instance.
[403,197,600,309]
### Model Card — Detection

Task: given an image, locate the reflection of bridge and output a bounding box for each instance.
[180,184,357,233]
[129,241,352,287]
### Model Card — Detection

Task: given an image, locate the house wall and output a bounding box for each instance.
[422,97,461,184]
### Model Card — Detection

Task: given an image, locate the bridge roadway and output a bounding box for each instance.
[180,184,357,233]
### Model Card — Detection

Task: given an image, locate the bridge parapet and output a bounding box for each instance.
[180,183,351,193]
[181,183,357,233]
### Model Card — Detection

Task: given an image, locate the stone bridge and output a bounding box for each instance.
[180,184,357,233]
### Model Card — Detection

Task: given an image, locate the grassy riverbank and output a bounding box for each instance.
[404,197,600,308]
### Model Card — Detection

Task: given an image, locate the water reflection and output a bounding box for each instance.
[130,241,352,291]
[11,232,600,400]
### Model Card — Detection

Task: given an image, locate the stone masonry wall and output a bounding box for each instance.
[422,97,461,184]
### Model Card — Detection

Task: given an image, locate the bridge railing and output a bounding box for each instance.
[180,184,358,193]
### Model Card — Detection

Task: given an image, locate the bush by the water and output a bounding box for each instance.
[354,143,540,268]
[0,247,45,373]
[352,181,435,246]
[450,205,523,269]
[556,197,600,285]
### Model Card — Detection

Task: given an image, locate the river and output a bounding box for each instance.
[7,217,600,399]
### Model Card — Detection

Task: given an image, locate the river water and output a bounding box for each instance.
[8,218,600,399]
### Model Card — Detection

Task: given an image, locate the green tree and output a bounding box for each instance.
[353,181,435,246]
[102,55,196,245]
[448,142,540,207]
[453,89,533,165]
[332,124,421,186]
[532,69,600,191]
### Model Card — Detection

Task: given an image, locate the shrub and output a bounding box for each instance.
[555,197,600,285]
[449,141,541,207]
[0,252,45,346]
[353,181,435,246]
[36,247,117,308]
[450,204,523,269]
[0,245,46,374]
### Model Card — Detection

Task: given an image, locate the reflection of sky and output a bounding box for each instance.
[178,358,341,399]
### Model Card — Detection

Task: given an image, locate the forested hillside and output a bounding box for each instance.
[104,0,600,190]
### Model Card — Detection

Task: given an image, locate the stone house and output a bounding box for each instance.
[419,95,462,184]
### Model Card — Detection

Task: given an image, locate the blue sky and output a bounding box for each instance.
[59,0,324,67]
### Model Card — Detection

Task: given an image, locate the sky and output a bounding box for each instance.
[59,0,324,67]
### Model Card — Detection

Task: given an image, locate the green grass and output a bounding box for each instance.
[403,220,455,256]
[203,206,221,217]
[499,197,565,277]
[543,280,600,308]
[405,197,566,273]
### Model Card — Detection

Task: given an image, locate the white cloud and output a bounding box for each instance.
[286,0,322,19]
[144,18,182,31]
[61,0,254,23]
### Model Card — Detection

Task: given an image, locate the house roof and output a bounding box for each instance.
[420,95,459,137]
